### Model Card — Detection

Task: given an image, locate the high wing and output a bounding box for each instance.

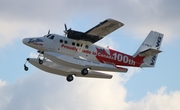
[67,19,124,43]
[85,19,124,39]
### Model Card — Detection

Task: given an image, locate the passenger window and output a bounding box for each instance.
[85,45,89,49]
[72,42,75,46]
[77,43,80,47]
[64,40,68,44]
[60,39,63,43]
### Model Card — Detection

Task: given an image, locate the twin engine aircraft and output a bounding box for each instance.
[23,19,164,82]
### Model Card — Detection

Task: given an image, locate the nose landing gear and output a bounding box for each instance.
[23,51,45,71]
[24,58,29,71]
[24,64,28,71]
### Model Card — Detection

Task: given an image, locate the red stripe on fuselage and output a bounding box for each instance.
[95,47,144,67]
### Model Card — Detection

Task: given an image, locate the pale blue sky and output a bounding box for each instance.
[0,0,180,110]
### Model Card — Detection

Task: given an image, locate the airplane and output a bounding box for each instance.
[22,18,164,82]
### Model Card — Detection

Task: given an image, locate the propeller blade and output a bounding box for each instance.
[64,24,68,35]
[64,24,67,31]
[48,30,50,35]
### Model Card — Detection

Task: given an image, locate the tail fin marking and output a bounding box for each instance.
[134,31,164,67]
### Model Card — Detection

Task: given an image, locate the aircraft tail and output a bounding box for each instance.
[134,31,164,67]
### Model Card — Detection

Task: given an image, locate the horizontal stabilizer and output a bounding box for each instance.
[139,48,162,56]
[134,31,164,67]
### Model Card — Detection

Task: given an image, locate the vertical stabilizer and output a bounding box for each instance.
[134,31,164,67]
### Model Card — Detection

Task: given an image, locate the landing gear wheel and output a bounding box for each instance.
[81,68,88,75]
[24,64,28,71]
[24,67,28,71]
[66,75,74,82]
[39,59,43,64]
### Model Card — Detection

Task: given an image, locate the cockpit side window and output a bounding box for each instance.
[46,34,51,38]
[45,34,55,40]
[36,38,43,42]
[49,35,54,39]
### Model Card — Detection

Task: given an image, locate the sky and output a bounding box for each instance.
[0,0,180,110]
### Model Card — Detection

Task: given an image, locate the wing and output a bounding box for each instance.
[67,19,124,43]
[85,19,124,39]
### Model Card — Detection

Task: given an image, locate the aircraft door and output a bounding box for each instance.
[45,34,56,51]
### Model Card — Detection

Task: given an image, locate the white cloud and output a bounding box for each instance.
[0,70,179,110]
[0,79,6,87]
[0,71,127,110]
[119,67,141,84]
[126,86,180,110]
[0,19,49,49]
[0,0,180,49]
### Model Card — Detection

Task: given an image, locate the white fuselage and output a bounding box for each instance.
[23,33,144,67]
[23,34,113,64]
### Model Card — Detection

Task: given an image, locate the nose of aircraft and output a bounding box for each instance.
[22,38,29,45]
[22,37,46,51]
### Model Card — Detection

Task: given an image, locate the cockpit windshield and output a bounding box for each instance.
[44,34,54,40]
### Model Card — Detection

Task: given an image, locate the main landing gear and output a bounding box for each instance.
[81,68,89,75]
[66,68,89,82]
[37,51,44,65]
[66,75,74,82]
[38,58,43,64]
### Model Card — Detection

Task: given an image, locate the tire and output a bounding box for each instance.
[81,68,88,75]
[24,67,28,71]
[66,75,74,82]
[39,59,43,64]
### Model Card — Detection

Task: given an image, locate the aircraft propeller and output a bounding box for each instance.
[64,24,71,37]
[64,24,68,36]
[48,30,50,35]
